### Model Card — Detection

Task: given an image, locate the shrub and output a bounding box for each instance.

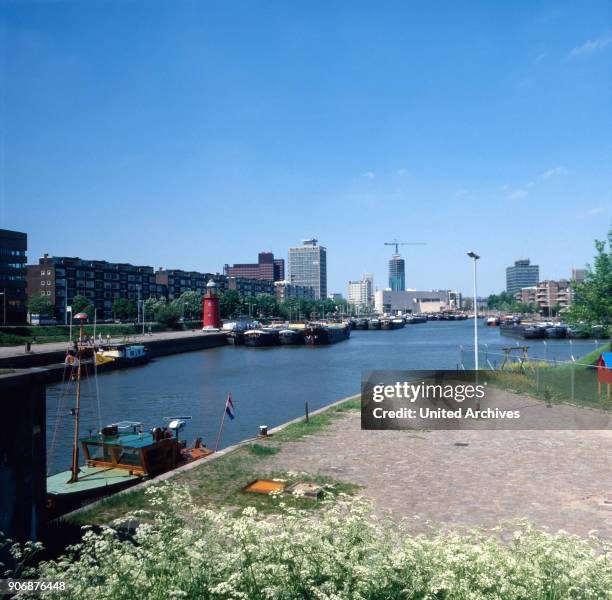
[6,485,611,599]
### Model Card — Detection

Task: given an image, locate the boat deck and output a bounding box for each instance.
[47,465,140,495]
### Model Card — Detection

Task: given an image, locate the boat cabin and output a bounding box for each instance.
[81,422,180,477]
[97,344,148,361]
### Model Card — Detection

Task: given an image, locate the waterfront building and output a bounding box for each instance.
[27,255,166,321]
[348,274,373,310]
[374,289,455,314]
[288,239,327,300]
[515,286,537,306]
[155,268,226,300]
[506,259,539,295]
[227,276,275,297]
[0,229,27,324]
[535,279,572,315]
[274,280,315,302]
[388,254,405,291]
[328,293,343,301]
[224,252,285,282]
[448,291,463,310]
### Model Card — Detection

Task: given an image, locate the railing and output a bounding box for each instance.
[459,342,612,409]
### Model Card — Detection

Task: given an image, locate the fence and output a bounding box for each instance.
[459,342,612,409]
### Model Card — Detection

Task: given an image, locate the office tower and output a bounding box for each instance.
[0,229,27,324]
[288,239,327,300]
[506,259,539,295]
[388,254,405,291]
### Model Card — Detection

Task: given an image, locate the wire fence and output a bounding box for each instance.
[459,342,612,410]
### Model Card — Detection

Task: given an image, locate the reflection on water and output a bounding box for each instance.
[46,320,599,474]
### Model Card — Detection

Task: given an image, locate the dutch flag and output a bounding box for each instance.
[225,394,235,420]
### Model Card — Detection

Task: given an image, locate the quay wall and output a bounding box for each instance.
[0,332,228,370]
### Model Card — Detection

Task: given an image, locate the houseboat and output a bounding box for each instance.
[243,328,280,347]
[304,323,350,345]
[278,328,305,345]
[96,343,149,366]
[368,318,381,330]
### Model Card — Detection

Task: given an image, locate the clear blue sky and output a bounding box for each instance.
[1,0,610,296]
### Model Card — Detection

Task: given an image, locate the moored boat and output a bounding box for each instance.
[355,318,369,330]
[243,328,280,347]
[278,329,305,345]
[485,316,501,327]
[304,323,350,345]
[368,318,381,330]
[96,343,149,366]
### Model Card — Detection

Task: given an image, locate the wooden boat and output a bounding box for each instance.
[47,314,211,518]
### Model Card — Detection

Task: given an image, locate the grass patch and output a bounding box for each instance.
[65,396,361,526]
[247,443,280,456]
[271,395,360,443]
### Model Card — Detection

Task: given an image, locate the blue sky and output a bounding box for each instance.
[1,0,610,296]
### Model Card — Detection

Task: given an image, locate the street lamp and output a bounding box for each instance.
[467,251,480,371]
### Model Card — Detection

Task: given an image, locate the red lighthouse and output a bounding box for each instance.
[202,279,221,330]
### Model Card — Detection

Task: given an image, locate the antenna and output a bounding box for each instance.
[383,239,426,254]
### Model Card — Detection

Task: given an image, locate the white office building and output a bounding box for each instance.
[374,289,456,314]
[348,274,374,309]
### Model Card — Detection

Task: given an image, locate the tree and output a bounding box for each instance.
[220,290,241,319]
[154,304,181,329]
[565,228,612,333]
[255,293,278,318]
[112,298,136,320]
[28,295,55,316]
[177,291,203,320]
[71,294,93,316]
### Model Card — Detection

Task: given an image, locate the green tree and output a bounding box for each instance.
[112,298,136,320]
[219,290,241,318]
[255,293,278,318]
[565,228,612,333]
[154,304,181,329]
[71,294,94,316]
[178,290,203,320]
[28,294,55,316]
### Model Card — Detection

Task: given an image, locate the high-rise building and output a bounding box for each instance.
[224,252,284,282]
[571,268,586,284]
[348,273,374,309]
[288,239,327,300]
[0,229,27,324]
[506,259,539,294]
[274,280,315,302]
[388,254,405,291]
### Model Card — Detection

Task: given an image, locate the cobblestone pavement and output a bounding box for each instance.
[263,401,612,538]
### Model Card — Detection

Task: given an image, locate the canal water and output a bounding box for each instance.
[45,320,600,474]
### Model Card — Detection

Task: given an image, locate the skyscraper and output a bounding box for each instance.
[506,259,539,294]
[388,254,405,291]
[288,239,327,300]
[0,229,27,324]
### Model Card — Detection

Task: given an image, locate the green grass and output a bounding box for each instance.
[271,396,360,443]
[65,396,361,526]
[0,368,15,375]
[483,342,612,409]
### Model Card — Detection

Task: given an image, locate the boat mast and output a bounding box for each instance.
[68,313,86,483]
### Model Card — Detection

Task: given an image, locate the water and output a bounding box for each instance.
[45,320,600,474]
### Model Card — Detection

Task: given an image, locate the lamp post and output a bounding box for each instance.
[467,251,480,371]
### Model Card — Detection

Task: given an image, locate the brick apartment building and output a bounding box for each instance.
[224,252,284,282]
[27,255,166,321]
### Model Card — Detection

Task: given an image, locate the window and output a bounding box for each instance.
[46,291,51,296]
[47,270,51,275]
[47,281,51,285]
[41,270,45,276]
[41,281,46,286]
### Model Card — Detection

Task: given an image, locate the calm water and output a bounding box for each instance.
[46,320,600,474]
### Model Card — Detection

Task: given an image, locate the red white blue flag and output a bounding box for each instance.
[225,394,235,420]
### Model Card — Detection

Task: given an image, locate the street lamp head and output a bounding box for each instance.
[467,251,480,260]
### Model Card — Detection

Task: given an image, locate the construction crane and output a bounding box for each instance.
[384,239,426,254]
